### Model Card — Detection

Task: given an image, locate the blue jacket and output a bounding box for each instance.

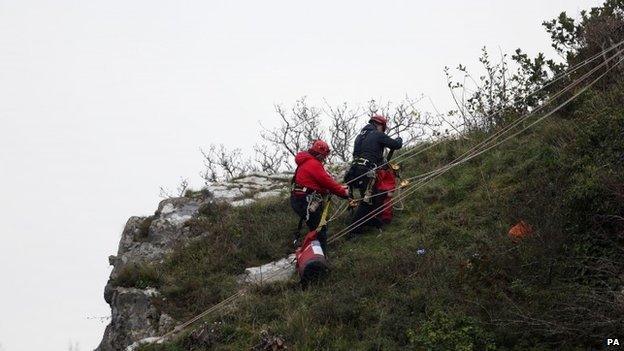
[352,123,403,165]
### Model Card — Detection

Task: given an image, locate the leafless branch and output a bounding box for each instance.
[324,100,362,163]
[253,143,284,174]
[159,177,189,199]
[260,97,323,168]
[200,144,251,182]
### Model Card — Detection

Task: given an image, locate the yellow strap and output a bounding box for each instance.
[315,196,332,231]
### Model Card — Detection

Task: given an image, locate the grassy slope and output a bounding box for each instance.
[140,84,624,350]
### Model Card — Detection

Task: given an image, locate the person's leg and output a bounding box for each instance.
[290,195,307,217]
[305,201,323,231]
[346,165,367,200]
[351,201,373,233]
[290,195,308,243]
[349,176,373,234]
[369,190,385,230]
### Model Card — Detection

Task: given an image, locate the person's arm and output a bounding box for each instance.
[310,162,349,198]
[379,132,403,150]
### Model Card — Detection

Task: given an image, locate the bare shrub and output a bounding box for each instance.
[200,145,252,182]
[199,96,439,181]
[260,97,323,166]
[444,1,624,135]
[389,98,441,145]
[253,143,284,174]
[159,177,189,199]
[366,98,442,145]
[324,101,362,163]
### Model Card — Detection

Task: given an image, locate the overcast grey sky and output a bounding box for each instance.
[0,0,603,350]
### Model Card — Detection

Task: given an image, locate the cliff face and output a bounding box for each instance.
[96,197,204,351]
[96,174,290,351]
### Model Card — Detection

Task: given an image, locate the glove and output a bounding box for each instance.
[396,136,403,144]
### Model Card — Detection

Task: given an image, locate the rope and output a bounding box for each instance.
[316,196,332,230]
[340,46,624,207]
[330,39,624,219]
[341,38,624,188]
[327,200,350,222]
[328,51,624,243]
[152,43,624,343]
[162,290,245,338]
[229,45,624,291]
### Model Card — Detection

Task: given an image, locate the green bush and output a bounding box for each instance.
[407,311,496,351]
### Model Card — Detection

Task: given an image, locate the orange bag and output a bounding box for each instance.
[508,221,533,242]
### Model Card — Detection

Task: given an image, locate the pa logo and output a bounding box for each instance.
[607,338,620,346]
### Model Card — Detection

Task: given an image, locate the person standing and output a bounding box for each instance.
[290,140,350,252]
[344,115,403,233]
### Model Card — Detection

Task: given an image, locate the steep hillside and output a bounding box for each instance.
[96,2,624,349]
[110,82,624,351]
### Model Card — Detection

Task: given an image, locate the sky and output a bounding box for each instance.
[0,0,604,350]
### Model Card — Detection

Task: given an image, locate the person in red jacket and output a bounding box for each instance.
[291,140,349,252]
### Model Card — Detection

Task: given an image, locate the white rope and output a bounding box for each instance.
[343,45,624,206]
[348,38,624,183]
[328,51,624,243]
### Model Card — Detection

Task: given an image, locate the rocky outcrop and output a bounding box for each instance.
[237,254,296,285]
[96,174,290,351]
[97,196,209,351]
[97,287,174,351]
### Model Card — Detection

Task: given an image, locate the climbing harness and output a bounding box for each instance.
[352,157,375,168]
[305,193,323,220]
[290,161,324,242]
[290,190,323,245]
[362,169,377,205]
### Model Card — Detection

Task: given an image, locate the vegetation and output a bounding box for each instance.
[156,199,298,319]
[141,1,623,350]
[112,262,162,290]
[136,215,155,241]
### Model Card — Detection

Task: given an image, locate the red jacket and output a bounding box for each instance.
[293,151,348,198]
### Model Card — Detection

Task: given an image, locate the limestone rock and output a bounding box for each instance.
[97,196,211,351]
[238,254,296,285]
[97,172,293,350]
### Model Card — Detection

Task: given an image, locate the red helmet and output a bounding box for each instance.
[308,139,331,158]
[369,114,388,131]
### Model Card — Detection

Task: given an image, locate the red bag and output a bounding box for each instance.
[295,230,328,285]
[375,169,398,224]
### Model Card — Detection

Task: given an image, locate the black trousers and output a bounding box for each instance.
[344,164,373,198]
[290,194,328,253]
[350,192,384,233]
[345,165,383,233]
